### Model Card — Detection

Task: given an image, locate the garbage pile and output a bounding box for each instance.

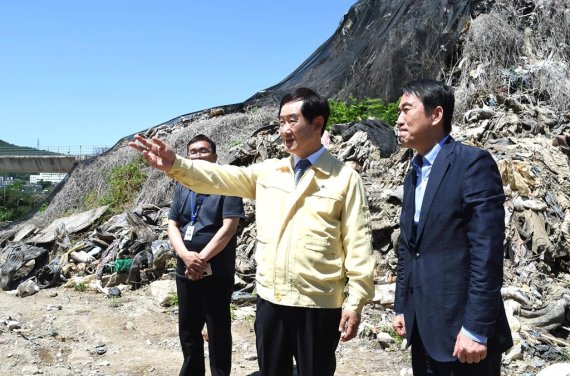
[0,96,569,373]
[0,118,398,297]
[0,205,176,297]
[466,97,570,373]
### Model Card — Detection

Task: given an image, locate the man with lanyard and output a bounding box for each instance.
[167,134,244,376]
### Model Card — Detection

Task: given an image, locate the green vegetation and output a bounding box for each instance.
[38,202,49,212]
[244,313,255,330]
[230,303,237,320]
[0,208,14,223]
[0,139,61,156]
[230,303,255,330]
[73,281,87,292]
[0,180,44,223]
[37,179,53,191]
[165,292,179,307]
[386,325,403,347]
[94,156,147,213]
[229,140,242,147]
[555,349,570,362]
[108,296,122,308]
[328,97,399,127]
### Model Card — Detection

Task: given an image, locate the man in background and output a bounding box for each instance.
[131,87,375,376]
[167,134,244,376]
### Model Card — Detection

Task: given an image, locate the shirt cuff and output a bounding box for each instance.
[461,327,487,344]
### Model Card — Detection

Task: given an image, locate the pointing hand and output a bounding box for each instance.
[129,134,176,171]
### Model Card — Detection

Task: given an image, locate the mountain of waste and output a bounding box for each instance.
[1,0,569,374]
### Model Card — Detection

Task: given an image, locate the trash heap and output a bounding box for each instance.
[1,0,569,371]
[0,116,398,299]
[196,92,569,375]
[466,98,570,373]
[0,93,568,372]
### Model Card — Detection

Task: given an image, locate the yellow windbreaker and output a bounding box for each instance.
[167,149,374,313]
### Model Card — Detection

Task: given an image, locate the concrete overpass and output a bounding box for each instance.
[0,155,91,173]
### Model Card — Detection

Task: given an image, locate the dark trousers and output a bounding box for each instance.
[254,297,342,376]
[411,325,502,376]
[176,275,234,376]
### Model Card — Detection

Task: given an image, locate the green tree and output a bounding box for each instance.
[37,179,54,191]
[0,207,14,222]
[0,180,35,222]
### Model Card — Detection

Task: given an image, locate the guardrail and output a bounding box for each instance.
[0,145,111,157]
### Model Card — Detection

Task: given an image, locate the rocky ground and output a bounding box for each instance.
[2,282,565,376]
[0,284,409,376]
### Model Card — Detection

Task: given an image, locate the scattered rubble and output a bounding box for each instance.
[0,0,569,373]
[0,98,568,374]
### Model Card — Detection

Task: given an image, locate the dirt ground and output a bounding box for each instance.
[3,283,553,376]
[0,285,409,376]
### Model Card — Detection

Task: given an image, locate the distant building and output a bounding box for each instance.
[29,172,67,185]
[0,176,14,186]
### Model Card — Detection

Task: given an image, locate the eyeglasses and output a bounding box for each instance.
[188,148,213,157]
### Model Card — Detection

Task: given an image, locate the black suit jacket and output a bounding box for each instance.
[394,137,513,362]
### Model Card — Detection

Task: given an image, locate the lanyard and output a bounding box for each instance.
[189,191,205,225]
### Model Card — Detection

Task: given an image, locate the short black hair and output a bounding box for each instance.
[279,87,330,135]
[402,79,455,134]
[187,134,216,154]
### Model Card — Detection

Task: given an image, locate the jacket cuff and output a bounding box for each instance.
[166,155,186,178]
[343,298,366,314]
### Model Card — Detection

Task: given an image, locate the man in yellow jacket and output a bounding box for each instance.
[130,87,375,376]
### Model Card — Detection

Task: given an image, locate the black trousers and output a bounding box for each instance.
[176,275,234,376]
[254,297,342,376]
[411,324,502,376]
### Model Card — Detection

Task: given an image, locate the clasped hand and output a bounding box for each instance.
[184,251,206,281]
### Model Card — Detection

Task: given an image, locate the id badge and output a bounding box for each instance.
[184,225,195,241]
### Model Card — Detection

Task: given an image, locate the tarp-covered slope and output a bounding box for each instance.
[245,0,471,106]
[120,0,471,146]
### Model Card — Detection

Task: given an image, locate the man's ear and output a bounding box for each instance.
[431,106,444,126]
[313,115,325,133]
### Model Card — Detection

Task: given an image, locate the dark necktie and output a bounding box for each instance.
[294,159,312,185]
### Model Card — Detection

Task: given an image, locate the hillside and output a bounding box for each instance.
[124,0,476,140]
[0,0,569,375]
[246,0,472,106]
[0,140,60,156]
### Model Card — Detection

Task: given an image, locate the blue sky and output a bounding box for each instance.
[1,1,354,149]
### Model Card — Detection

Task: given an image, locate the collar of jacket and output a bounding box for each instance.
[276,149,336,177]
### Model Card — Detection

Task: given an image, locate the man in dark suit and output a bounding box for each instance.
[392,79,513,375]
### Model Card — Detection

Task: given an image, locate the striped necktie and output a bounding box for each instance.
[294,159,311,185]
